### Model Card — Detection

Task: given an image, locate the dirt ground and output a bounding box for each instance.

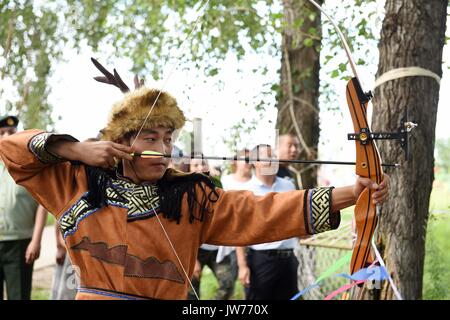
[32,265,54,299]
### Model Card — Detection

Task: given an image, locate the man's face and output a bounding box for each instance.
[120,127,173,182]
[277,134,300,160]
[235,151,251,174]
[190,158,209,173]
[253,146,277,175]
[0,127,17,140]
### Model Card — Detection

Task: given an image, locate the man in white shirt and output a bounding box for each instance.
[218,149,252,291]
[236,144,300,300]
[276,133,302,189]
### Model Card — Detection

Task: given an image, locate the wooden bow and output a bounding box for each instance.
[346,79,383,274]
[308,0,383,274]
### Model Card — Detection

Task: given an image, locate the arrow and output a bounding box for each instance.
[131,151,399,167]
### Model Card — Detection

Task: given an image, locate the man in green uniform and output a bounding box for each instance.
[0,115,48,300]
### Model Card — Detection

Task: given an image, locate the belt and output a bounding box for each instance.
[251,248,294,258]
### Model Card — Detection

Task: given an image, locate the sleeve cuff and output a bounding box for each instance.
[303,187,341,234]
[28,132,79,164]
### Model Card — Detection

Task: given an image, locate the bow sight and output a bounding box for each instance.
[348,107,417,161]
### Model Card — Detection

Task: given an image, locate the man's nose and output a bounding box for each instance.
[152,141,166,154]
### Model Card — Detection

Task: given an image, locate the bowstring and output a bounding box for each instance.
[308,0,395,299]
[130,0,210,148]
[150,202,201,300]
[308,0,360,80]
[129,0,211,300]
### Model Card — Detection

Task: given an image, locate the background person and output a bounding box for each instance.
[0,115,48,300]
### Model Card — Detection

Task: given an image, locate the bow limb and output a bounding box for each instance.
[346,78,383,274]
[308,0,383,275]
[308,0,360,80]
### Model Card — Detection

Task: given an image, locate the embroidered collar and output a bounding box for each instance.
[59,175,161,238]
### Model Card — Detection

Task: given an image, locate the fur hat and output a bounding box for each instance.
[91,58,185,141]
[100,87,186,141]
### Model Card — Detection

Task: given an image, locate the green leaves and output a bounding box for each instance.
[303,37,314,47]
[338,62,347,73]
[0,0,66,129]
[0,0,383,135]
[319,0,380,109]
[206,67,219,77]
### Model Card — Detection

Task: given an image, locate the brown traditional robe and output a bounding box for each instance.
[0,130,340,299]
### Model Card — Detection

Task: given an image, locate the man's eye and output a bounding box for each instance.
[165,138,172,143]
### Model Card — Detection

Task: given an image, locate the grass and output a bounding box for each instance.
[46,214,55,226]
[31,288,51,300]
[200,267,244,300]
[423,182,450,299]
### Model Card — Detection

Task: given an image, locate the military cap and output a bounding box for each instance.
[0,115,19,128]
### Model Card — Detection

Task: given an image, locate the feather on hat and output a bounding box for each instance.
[91,58,186,141]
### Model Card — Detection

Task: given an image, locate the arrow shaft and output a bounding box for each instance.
[132,153,398,167]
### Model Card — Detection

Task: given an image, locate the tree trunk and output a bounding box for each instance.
[372,0,447,300]
[277,0,322,189]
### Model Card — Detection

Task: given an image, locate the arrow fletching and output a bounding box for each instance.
[132,151,165,159]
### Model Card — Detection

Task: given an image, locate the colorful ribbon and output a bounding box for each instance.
[290,252,352,300]
[291,254,389,300]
